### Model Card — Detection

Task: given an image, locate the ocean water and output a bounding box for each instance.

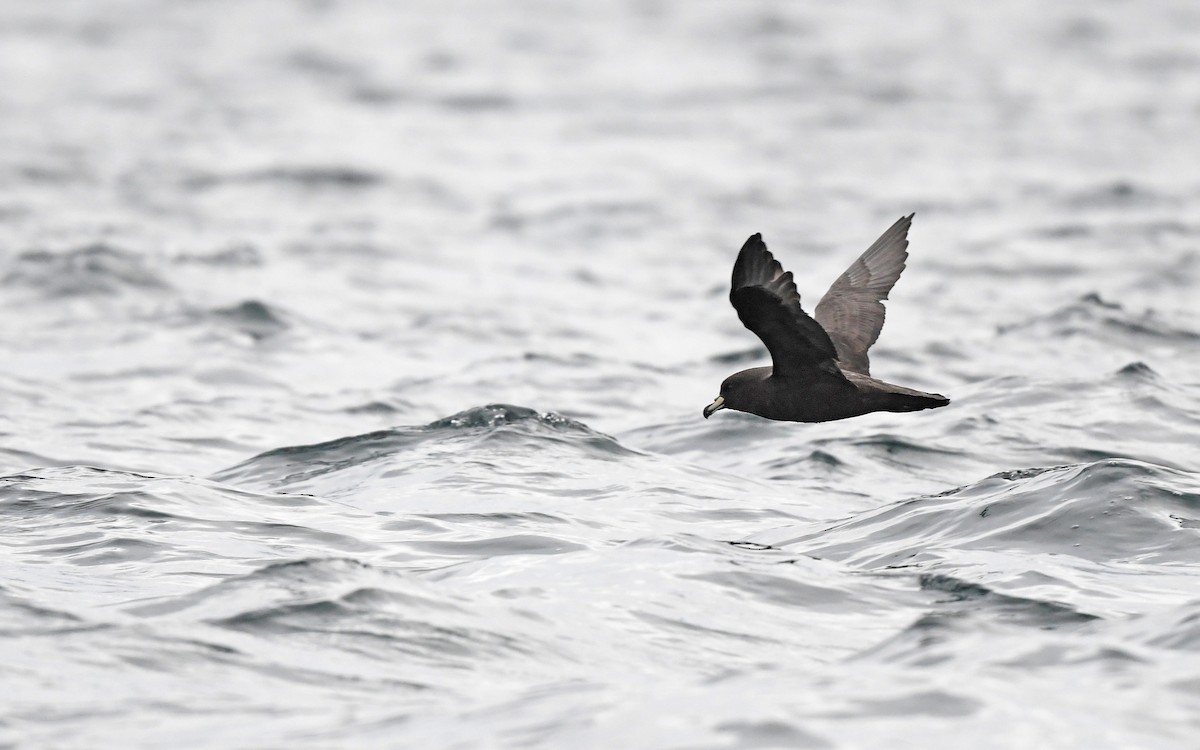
[2,1,1200,747]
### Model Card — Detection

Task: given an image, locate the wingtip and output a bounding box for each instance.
[737,232,767,256]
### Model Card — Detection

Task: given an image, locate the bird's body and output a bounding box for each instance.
[704,214,949,423]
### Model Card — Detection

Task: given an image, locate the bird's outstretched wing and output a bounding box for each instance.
[813,214,912,376]
[729,233,842,379]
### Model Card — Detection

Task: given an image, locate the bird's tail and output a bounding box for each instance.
[882,389,950,413]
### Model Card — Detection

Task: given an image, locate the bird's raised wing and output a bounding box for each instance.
[813,214,912,376]
[729,233,841,379]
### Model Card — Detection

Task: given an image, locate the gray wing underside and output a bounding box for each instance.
[813,214,913,376]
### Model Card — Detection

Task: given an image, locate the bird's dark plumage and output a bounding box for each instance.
[704,214,949,423]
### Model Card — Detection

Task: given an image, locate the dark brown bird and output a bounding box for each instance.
[703,214,949,422]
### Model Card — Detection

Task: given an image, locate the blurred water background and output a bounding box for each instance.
[2,1,1200,747]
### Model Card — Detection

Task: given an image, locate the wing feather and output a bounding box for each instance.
[729,234,840,379]
[813,214,913,375]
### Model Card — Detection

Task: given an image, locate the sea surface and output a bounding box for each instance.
[2,1,1200,748]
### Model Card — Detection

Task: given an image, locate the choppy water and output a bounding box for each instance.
[3,1,1200,747]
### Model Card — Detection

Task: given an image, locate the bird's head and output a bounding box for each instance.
[703,370,763,419]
